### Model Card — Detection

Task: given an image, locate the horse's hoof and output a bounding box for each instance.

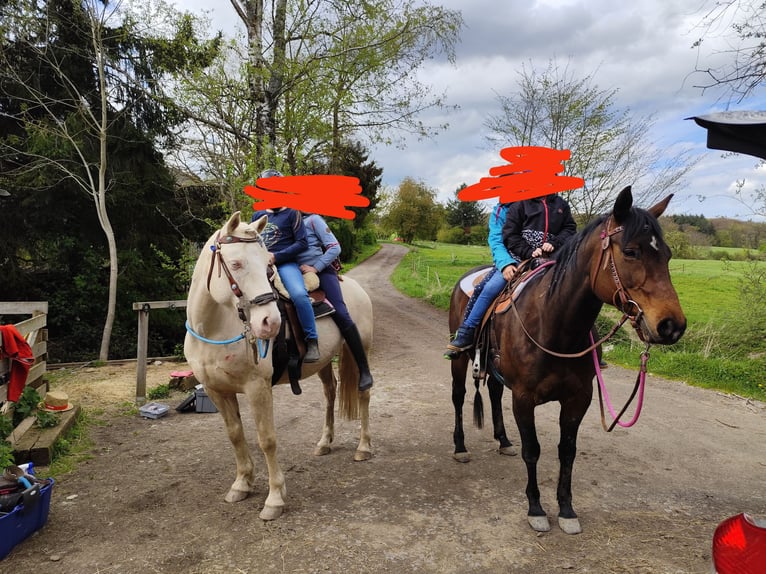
[452,452,471,463]
[528,515,551,532]
[354,449,372,462]
[558,517,582,535]
[224,489,250,503]
[314,445,332,456]
[259,504,284,521]
[498,445,518,456]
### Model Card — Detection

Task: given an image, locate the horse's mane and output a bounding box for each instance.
[548,206,665,293]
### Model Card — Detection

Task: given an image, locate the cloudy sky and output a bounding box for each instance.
[180,0,766,220]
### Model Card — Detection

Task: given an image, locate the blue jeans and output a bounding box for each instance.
[277,262,318,340]
[462,268,507,330]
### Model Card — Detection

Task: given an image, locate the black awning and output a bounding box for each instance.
[688,111,766,160]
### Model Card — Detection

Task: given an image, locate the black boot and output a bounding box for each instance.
[304,338,320,363]
[341,324,373,391]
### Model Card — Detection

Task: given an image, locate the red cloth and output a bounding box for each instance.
[0,324,34,403]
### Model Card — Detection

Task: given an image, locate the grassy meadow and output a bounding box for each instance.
[388,241,766,402]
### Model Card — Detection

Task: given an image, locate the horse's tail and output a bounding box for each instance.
[473,378,484,429]
[338,342,361,420]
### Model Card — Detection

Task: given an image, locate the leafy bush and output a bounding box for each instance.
[437,227,467,244]
[356,227,378,246]
[147,384,171,400]
[0,441,14,469]
[328,219,357,263]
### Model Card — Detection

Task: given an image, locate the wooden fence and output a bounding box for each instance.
[0,301,49,405]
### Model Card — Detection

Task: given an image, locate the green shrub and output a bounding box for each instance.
[0,441,14,469]
[437,227,467,244]
[356,227,378,246]
[147,384,171,400]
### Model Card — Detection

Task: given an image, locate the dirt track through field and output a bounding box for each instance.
[4,243,765,573]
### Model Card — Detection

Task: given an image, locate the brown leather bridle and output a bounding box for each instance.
[206,231,278,326]
[591,216,647,343]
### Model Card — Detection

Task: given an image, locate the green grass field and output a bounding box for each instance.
[388,241,766,401]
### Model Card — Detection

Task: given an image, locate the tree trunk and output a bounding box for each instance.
[90,7,117,361]
[231,0,267,165]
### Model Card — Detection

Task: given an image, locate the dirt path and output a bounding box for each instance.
[4,243,765,573]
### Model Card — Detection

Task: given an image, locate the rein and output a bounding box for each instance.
[188,231,278,363]
[592,334,650,432]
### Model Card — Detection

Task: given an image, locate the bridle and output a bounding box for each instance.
[206,232,278,319]
[591,216,647,343]
[186,231,278,361]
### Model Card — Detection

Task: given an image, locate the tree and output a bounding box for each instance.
[445,184,487,231]
[691,0,766,102]
[381,177,442,243]
[329,141,383,229]
[169,0,462,202]
[485,59,696,222]
[0,0,219,360]
[691,1,766,219]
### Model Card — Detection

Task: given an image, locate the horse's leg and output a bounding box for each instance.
[314,363,336,456]
[555,394,590,535]
[513,397,549,532]
[487,375,517,456]
[241,381,286,521]
[204,388,256,504]
[451,353,471,463]
[354,386,372,462]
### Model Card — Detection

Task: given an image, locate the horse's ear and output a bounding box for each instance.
[252,214,269,234]
[225,211,242,233]
[647,194,673,219]
[612,186,633,223]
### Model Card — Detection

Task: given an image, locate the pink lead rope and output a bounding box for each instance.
[591,332,648,431]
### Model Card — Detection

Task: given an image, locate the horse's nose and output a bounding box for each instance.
[657,316,686,344]
[261,311,281,338]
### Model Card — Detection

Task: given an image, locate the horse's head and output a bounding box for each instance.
[594,186,686,345]
[206,212,281,341]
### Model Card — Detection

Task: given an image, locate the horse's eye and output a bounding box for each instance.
[623,248,639,260]
[230,261,243,270]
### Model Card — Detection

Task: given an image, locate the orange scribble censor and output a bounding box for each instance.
[458,146,584,203]
[244,175,369,220]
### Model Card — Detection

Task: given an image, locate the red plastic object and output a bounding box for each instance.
[712,513,766,574]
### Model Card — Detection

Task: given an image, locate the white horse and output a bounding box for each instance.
[184,212,373,520]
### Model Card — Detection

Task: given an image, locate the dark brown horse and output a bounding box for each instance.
[448,186,686,534]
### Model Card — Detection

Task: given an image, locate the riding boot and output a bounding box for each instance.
[304,338,320,363]
[341,324,373,391]
[445,325,475,357]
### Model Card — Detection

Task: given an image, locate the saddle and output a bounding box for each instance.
[270,271,335,396]
[470,259,553,385]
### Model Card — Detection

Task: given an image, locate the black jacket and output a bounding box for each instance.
[501,195,577,261]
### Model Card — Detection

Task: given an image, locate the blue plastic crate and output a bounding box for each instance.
[0,477,54,560]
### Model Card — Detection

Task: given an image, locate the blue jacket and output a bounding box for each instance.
[251,207,308,265]
[296,214,341,273]
[488,203,517,272]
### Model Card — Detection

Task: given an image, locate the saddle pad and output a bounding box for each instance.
[494,261,554,314]
[459,269,491,297]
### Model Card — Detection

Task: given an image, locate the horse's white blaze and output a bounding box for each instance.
[650,235,659,252]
